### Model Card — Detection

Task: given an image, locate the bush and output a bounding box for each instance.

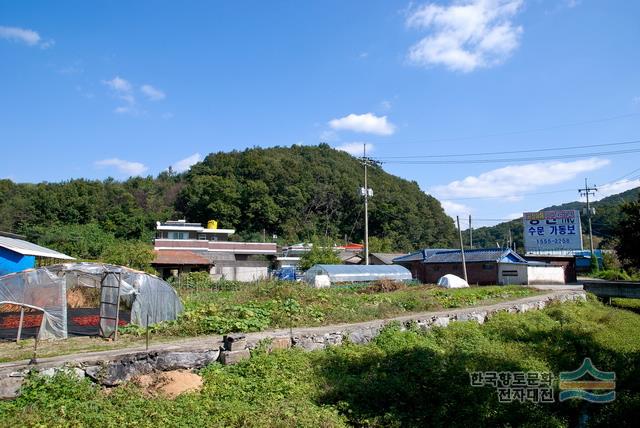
[603,251,622,271]
[593,269,640,281]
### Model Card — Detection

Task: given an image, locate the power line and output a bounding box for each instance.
[379,147,640,165]
[442,188,576,201]
[375,138,640,160]
[376,112,640,145]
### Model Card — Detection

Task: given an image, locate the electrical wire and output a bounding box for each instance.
[377,112,640,145]
[375,138,640,160]
[379,147,640,165]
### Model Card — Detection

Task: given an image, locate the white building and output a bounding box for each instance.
[152,220,277,282]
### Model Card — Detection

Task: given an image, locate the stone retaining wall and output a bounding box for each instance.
[0,290,586,399]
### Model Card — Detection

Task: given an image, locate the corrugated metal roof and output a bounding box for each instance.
[392,250,424,263]
[0,236,74,260]
[393,248,455,263]
[423,248,526,264]
[370,253,408,265]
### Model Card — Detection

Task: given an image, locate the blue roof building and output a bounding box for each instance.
[0,233,74,277]
[393,247,564,285]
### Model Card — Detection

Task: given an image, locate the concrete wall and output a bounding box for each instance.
[525,256,576,283]
[216,266,269,282]
[498,263,528,285]
[527,266,565,285]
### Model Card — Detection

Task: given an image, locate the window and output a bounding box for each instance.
[483,264,494,270]
[198,234,206,240]
[502,270,518,277]
[168,231,187,240]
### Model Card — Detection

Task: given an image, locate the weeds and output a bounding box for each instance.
[4,300,640,427]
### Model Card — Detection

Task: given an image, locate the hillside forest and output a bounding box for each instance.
[0,145,457,260]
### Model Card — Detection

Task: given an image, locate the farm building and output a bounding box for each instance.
[303,264,412,288]
[0,232,74,276]
[394,248,565,286]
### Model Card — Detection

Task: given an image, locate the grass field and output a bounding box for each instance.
[125,281,541,336]
[1,298,639,427]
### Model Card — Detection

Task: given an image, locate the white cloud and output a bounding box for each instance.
[431,158,610,199]
[95,158,148,176]
[441,200,472,219]
[103,76,139,114]
[172,153,203,173]
[0,25,45,47]
[103,76,132,93]
[329,113,395,135]
[335,142,373,156]
[406,0,524,72]
[114,106,138,115]
[379,100,392,112]
[595,179,640,200]
[319,129,339,142]
[141,84,166,101]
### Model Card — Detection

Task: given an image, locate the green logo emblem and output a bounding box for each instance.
[559,358,615,403]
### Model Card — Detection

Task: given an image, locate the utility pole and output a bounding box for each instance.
[456,216,468,283]
[359,144,380,265]
[468,215,473,249]
[364,143,369,265]
[579,178,598,270]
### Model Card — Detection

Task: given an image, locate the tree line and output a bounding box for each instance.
[0,144,457,263]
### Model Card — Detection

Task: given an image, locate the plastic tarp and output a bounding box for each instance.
[437,274,469,289]
[304,264,412,285]
[0,263,183,340]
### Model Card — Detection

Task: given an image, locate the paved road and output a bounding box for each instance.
[529,284,584,291]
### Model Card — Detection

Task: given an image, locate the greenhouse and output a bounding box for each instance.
[0,263,183,340]
[304,264,412,287]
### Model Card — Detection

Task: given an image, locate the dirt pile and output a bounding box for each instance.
[133,370,203,398]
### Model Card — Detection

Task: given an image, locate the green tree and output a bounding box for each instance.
[367,236,395,253]
[100,240,155,272]
[614,196,640,271]
[299,238,341,270]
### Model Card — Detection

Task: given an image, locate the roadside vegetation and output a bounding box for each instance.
[2,299,639,427]
[121,276,540,337]
[0,278,539,363]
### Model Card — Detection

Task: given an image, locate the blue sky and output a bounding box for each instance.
[1,0,639,227]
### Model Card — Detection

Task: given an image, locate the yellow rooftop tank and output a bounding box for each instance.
[207,220,218,230]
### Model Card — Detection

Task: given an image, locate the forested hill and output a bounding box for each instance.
[0,144,456,258]
[471,186,640,250]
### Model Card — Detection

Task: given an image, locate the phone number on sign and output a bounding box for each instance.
[536,238,572,245]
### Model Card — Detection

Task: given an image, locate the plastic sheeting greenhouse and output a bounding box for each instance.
[0,263,183,340]
[304,264,412,287]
